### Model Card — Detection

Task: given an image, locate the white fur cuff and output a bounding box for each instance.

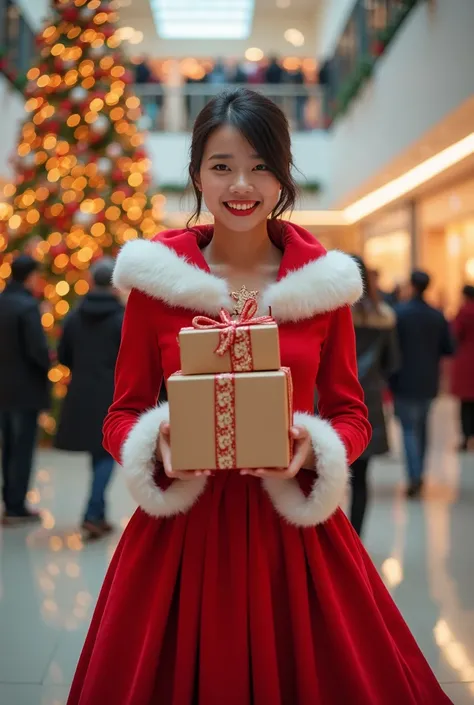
[263,412,348,527]
[121,403,207,518]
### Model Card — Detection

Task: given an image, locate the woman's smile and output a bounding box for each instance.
[223,200,261,216]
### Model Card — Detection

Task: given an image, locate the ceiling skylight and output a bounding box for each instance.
[150,0,255,40]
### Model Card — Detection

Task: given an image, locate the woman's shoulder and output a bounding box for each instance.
[112,230,230,316]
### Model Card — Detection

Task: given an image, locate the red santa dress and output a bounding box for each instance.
[68,221,452,705]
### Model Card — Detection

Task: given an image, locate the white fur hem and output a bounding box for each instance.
[121,403,207,518]
[263,412,348,527]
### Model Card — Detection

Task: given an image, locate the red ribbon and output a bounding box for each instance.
[192,298,274,357]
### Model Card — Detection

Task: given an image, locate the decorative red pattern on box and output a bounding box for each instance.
[214,374,236,469]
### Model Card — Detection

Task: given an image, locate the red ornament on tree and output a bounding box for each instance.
[64,202,79,217]
[49,242,67,258]
[60,99,73,113]
[102,26,115,39]
[60,6,80,23]
[45,120,61,134]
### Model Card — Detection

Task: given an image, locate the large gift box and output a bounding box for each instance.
[168,369,293,471]
[179,299,280,375]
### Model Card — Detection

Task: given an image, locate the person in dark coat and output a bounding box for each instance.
[390,270,454,497]
[265,56,284,84]
[451,284,474,450]
[55,257,124,539]
[0,255,50,525]
[349,256,400,536]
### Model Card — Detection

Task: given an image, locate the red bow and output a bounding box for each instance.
[192,298,274,356]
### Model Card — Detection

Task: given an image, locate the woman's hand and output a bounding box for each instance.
[240,425,314,479]
[157,422,213,481]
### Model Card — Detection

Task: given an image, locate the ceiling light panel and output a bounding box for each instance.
[150,0,255,40]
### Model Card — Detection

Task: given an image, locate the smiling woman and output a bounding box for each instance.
[68,87,452,705]
[188,88,297,225]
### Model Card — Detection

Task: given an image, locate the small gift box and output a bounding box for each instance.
[179,299,280,375]
[168,368,293,471]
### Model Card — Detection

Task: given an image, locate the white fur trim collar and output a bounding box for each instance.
[113,239,362,322]
[121,403,207,518]
[262,412,348,527]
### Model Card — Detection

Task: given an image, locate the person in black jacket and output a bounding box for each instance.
[390,270,454,497]
[0,255,50,525]
[55,257,124,539]
[350,257,400,536]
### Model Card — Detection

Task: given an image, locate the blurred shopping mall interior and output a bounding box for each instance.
[0,0,473,703]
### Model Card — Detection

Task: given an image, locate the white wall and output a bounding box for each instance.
[15,0,49,31]
[0,76,26,180]
[146,130,329,188]
[317,0,474,209]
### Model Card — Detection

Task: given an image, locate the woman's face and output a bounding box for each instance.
[197,124,281,232]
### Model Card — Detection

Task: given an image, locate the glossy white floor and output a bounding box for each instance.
[0,397,473,705]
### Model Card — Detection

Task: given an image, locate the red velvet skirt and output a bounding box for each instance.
[68,472,452,705]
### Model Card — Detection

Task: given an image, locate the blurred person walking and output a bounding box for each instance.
[350,256,399,536]
[55,258,124,539]
[0,255,50,525]
[390,271,454,497]
[451,284,474,451]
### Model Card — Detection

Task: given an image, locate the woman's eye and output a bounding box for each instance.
[254,164,269,171]
[212,164,230,171]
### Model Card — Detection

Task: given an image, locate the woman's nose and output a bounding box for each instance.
[229,173,254,193]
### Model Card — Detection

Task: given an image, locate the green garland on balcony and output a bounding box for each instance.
[326,0,421,128]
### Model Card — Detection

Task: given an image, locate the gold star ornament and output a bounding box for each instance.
[230,284,259,316]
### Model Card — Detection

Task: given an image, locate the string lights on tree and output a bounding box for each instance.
[0,0,165,437]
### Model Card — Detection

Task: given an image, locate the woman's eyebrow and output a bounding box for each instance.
[207,153,261,160]
[208,153,233,160]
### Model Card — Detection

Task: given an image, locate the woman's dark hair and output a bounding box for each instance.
[350,254,380,315]
[188,87,298,224]
[463,284,474,300]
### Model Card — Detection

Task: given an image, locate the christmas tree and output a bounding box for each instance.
[0,0,164,437]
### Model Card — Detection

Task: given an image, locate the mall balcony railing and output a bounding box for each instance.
[133,83,322,133]
[321,0,421,128]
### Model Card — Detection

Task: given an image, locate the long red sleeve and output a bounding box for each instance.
[103,289,163,464]
[316,305,371,464]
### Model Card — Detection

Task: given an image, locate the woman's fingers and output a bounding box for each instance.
[240,426,311,479]
[159,423,194,480]
[160,424,312,480]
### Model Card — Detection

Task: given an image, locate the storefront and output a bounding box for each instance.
[362,206,412,295]
[418,177,474,317]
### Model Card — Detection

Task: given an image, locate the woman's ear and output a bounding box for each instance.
[193,175,202,192]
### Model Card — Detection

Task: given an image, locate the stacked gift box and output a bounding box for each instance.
[168,299,294,472]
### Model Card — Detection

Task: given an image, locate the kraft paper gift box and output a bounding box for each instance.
[168,369,293,472]
[179,299,280,376]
